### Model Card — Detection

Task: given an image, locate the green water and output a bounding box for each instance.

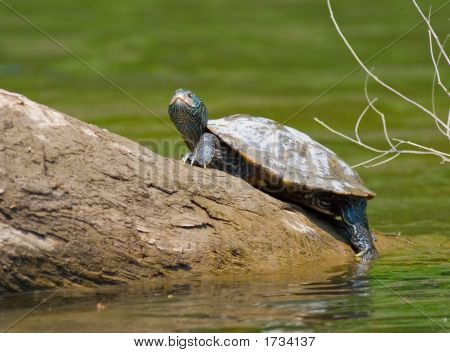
[0,240,448,332]
[0,0,449,332]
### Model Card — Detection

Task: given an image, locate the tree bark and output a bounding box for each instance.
[0,89,402,292]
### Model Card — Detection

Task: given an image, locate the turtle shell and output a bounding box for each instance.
[207,115,375,199]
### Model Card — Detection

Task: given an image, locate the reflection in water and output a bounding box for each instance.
[0,244,448,333]
[270,260,374,328]
[344,260,373,304]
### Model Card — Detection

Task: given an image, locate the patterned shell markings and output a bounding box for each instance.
[207,115,375,199]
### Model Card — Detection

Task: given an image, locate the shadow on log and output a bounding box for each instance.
[0,89,402,292]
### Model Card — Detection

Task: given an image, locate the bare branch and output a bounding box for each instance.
[430,34,450,138]
[428,30,449,96]
[354,97,376,143]
[392,138,450,162]
[413,0,450,65]
[314,117,384,153]
[364,70,397,150]
[352,142,402,168]
[363,153,401,168]
[447,109,450,139]
[427,6,449,103]
[314,117,450,165]
[326,0,449,136]
[316,1,450,168]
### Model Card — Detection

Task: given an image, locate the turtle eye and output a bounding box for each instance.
[187,92,193,98]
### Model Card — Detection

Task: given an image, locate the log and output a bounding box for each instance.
[0,89,401,292]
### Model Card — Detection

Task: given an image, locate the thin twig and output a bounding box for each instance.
[363,152,401,168]
[352,142,402,168]
[315,117,450,164]
[282,1,449,125]
[327,0,449,136]
[316,1,450,168]
[447,109,450,139]
[392,138,450,162]
[314,118,385,153]
[354,98,376,143]
[413,0,450,65]
[428,31,449,96]
[427,8,449,99]
[364,70,397,150]
[430,33,450,138]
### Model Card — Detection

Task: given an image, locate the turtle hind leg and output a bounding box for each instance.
[363,212,377,242]
[336,196,378,261]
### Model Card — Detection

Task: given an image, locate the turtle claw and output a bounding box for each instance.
[355,249,368,259]
[190,154,209,169]
[182,151,208,169]
[355,247,378,261]
[182,152,194,164]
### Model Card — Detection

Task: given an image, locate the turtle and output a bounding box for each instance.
[168,88,377,260]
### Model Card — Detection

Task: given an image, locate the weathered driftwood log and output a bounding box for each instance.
[0,89,400,292]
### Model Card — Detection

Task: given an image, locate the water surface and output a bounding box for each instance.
[1,237,448,333]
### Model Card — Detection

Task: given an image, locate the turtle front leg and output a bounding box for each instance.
[184,133,221,169]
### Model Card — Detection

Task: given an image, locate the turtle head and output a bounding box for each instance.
[168,88,208,150]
